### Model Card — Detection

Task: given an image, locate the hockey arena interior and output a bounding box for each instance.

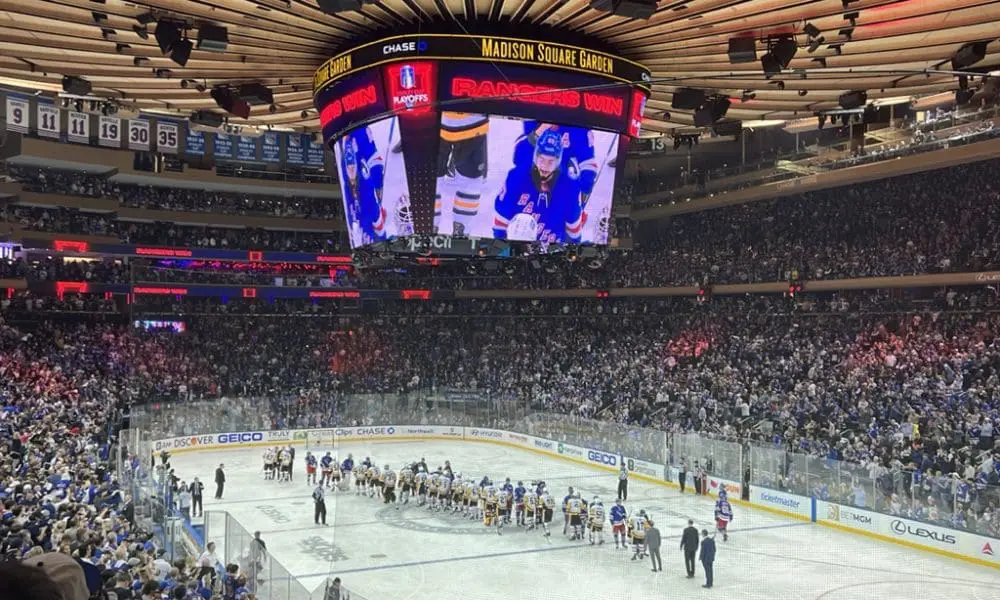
[2,1,1000,599]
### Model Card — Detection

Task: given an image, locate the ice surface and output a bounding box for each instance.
[172,441,1000,600]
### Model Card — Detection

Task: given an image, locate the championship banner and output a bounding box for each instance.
[127,119,150,151]
[313,34,652,95]
[156,121,179,154]
[185,127,205,155]
[286,134,305,164]
[305,136,325,166]
[236,135,258,161]
[98,115,122,148]
[261,132,281,163]
[37,103,60,139]
[5,96,29,133]
[67,111,90,143]
[214,132,233,158]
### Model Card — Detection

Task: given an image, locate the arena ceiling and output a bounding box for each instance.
[0,0,997,136]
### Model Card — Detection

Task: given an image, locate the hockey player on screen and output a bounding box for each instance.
[514,121,599,205]
[340,131,387,246]
[436,112,489,235]
[715,488,733,541]
[493,129,584,243]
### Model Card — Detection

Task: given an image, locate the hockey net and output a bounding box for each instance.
[301,429,336,452]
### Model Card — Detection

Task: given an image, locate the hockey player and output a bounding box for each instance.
[567,492,584,540]
[523,486,538,530]
[305,452,318,486]
[355,458,370,495]
[263,448,276,481]
[514,121,599,207]
[383,465,397,507]
[451,472,464,512]
[330,456,342,490]
[340,134,387,247]
[562,486,576,536]
[438,470,453,511]
[610,498,628,549]
[341,454,354,481]
[513,481,527,527]
[462,476,476,516]
[278,448,292,483]
[400,464,414,504]
[497,486,512,534]
[538,486,555,539]
[320,452,334,487]
[715,489,733,542]
[493,129,583,244]
[589,496,606,545]
[414,467,428,506]
[435,112,489,235]
[483,479,499,529]
[628,509,650,561]
[369,464,382,499]
[427,470,440,510]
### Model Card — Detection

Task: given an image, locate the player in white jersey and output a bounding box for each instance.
[628,510,649,560]
[263,448,276,480]
[369,465,382,498]
[438,473,452,511]
[483,481,499,529]
[538,489,555,539]
[566,492,585,540]
[496,488,512,535]
[463,479,476,516]
[399,465,414,504]
[382,465,397,506]
[278,448,292,482]
[588,496,606,545]
[414,470,428,506]
[523,488,538,529]
[450,473,464,512]
[329,457,342,490]
[428,472,440,510]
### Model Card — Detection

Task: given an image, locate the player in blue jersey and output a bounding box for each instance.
[514,121,599,205]
[493,129,583,244]
[305,452,318,486]
[610,498,628,549]
[320,452,334,487]
[513,481,527,526]
[340,129,386,246]
[714,489,733,541]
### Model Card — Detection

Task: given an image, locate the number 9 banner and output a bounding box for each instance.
[157,121,179,154]
[5,96,29,133]
[128,119,150,151]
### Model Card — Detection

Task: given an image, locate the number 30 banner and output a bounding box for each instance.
[128,119,150,151]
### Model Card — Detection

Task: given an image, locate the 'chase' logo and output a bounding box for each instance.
[382,40,428,55]
[217,432,264,444]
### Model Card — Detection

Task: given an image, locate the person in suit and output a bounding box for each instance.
[680,519,699,577]
[699,529,716,588]
[190,477,204,517]
[645,521,662,572]
[214,464,226,499]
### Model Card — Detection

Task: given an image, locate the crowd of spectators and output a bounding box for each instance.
[2,205,345,253]
[8,165,339,220]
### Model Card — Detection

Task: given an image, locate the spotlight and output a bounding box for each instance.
[301,110,309,118]
[195,83,207,93]
[155,19,183,54]
[741,89,756,102]
[133,56,149,67]
[74,100,84,112]
[959,75,968,90]
[61,98,70,108]
[804,23,821,38]
[808,37,824,53]
[89,100,98,111]
[132,24,148,40]
[169,39,193,67]
[135,12,156,25]
[180,79,189,89]
[829,44,843,55]
[818,114,827,129]
[843,11,859,25]
[812,57,827,67]
[798,89,808,96]
[761,37,797,78]
[838,27,854,41]
[268,104,277,114]
[115,43,131,53]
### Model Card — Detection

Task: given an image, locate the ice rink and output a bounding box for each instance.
[173,440,1000,600]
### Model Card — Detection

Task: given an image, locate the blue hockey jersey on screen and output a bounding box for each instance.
[493,166,583,243]
[515,123,599,197]
[341,128,386,245]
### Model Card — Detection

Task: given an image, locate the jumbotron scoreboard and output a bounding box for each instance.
[312,34,650,255]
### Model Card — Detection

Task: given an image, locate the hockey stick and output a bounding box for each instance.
[581,134,619,216]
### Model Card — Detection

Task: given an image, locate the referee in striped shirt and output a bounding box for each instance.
[313,483,328,526]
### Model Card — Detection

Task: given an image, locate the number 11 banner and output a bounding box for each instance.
[68,111,90,144]
[37,103,61,139]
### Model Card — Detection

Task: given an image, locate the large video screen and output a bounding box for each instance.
[334,116,413,248]
[434,114,619,245]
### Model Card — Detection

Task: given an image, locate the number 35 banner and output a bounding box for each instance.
[156,121,179,154]
[127,119,150,151]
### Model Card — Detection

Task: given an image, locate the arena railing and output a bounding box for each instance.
[123,396,997,555]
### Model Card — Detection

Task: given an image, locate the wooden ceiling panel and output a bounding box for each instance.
[0,0,992,132]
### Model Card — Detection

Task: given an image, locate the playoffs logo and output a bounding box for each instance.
[384,62,436,112]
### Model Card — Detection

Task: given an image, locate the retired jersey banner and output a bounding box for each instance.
[261,132,281,163]
[185,127,205,155]
[67,111,89,143]
[5,96,29,133]
[98,115,122,147]
[37,103,61,139]
[156,121,179,154]
[127,119,150,150]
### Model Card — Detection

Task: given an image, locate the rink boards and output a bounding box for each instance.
[149,424,1000,569]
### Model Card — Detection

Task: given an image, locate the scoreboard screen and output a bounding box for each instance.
[316,34,647,251]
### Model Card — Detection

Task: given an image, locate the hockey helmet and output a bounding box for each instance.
[639,509,647,517]
[719,489,728,499]
[534,130,564,177]
[593,496,601,504]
